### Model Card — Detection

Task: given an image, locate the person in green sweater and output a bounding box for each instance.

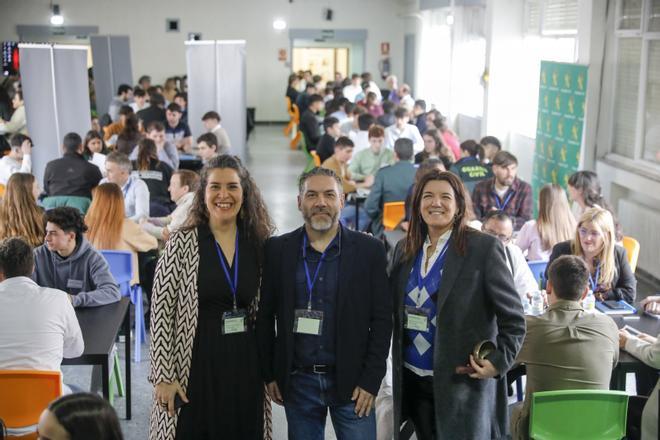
[348,125,395,188]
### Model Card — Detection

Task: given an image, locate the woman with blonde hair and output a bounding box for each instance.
[85,183,157,285]
[0,172,44,247]
[516,184,576,261]
[546,206,636,303]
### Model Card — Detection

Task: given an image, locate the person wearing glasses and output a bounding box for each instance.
[481,210,539,301]
[389,170,525,439]
[546,206,636,304]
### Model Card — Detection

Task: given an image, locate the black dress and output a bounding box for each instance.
[175,224,264,440]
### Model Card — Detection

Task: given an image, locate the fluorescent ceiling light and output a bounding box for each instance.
[51,4,64,26]
[273,19,287,31]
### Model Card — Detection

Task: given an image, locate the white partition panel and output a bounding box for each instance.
[186,40,247,160]
[91,35,133,118]
[19,44,91,185]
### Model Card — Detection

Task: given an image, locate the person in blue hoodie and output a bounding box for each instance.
[32,207,120,308]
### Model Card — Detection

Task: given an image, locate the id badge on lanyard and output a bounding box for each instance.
[215,231,247,335]
[293,234,328,336]
[404,306,430,332]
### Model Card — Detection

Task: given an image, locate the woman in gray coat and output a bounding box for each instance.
[389,170,526,439]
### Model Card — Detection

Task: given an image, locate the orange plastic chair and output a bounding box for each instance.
[0,370,62,436]
[0,183,5,198]
[383,201,406,231]
[289,104,302,149]
[284,97,295,136]
[311,151,321,167]
[622,236,640,273]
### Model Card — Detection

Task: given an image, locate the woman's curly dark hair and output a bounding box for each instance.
[184,155,275,249]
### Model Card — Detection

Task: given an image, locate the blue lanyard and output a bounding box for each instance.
[415,239,451,291]
[493,190,514,211]
[302,234,332,310]
[214,230,239,310]
[589,264,600,292]
[122,179,132,198]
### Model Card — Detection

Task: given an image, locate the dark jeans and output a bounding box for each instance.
[402,368,436,440]
[626,395,648,440]
[284,371,376,440]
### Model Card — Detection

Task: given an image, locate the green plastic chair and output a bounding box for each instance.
[108,350,124,406]
[299,133,316,173]
[42,196,92,214]
[529,389,628,440]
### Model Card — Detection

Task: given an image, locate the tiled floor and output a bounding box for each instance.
[62,125,659,439]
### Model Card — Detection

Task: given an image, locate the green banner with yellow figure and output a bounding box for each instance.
[532,61,588,213]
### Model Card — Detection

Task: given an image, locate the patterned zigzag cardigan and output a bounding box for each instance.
[148,227,272,439]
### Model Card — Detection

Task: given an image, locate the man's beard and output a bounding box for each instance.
[303,209,338,232]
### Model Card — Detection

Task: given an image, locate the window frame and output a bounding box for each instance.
[608,0,660,165]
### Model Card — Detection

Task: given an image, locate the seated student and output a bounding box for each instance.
[0,173,44,247]
[547,206,636,303]
[567,170,623,241]
[0,133,31,185]
[129,121,179,170]
[299,94,324,148]
[449,139,493,194]
[329,98,351,123]
[108,84,133,122]
[365,137,416,238]
[511,254,619,440]
[342,73,363,103]
[83,130,109,176]
[286,73,300,106]
[130,87,150,113]
[141,169,199,241]
[174,92,188,124]
[472,151,532,231]
[33,207,120,308]
[103,105,133,143]
[432,115,461,161]
[0,90,27,135]
[44,132,103,201]
[384,106,423,152]
[102,152,150,222]
[132,138,173,216]
[296,82,317,115]
[377,100,396,128]
[85,183,158,285]
[37,393,124,440]
[480,135,502,164]
[316,116,341,163]
[412,99,428,134]
[348,125,394,187]
[114,114,142,156]
[201,111,231,154]
[364,91,384,118]
[321,137,370,230]
[137,92,166,130]
[0,237,84,398]
[341,104,366,136]
[196,132,220,164]
[348,113,376,155]
[516,184,576,261]
[164,103,192,154]
[482,211,539,300]
[415,128,454,170]
[619,296,660,440]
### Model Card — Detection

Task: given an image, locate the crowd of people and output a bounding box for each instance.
[0,68,656,440]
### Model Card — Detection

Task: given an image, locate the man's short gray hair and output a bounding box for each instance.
[298,167,343,194]
[105,152,132,172]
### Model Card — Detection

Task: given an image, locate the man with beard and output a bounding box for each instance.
[471,151,533,231]
[257,167,392,440]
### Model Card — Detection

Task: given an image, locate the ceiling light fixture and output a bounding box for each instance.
[273,18,287,31]
[50,4,64,26]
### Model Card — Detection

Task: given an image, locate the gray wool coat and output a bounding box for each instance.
[389,230,526,440]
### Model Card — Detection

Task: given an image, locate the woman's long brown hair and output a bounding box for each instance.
[85,183,125,250]
[0,173,44,247]
[403,170,471,261]
[136,138,159,171]
[184,155,276,251]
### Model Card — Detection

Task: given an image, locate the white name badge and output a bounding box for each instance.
[404,306,430,332]
[222,309,247,335]
[66,279,84,289]
[293,309,324,336]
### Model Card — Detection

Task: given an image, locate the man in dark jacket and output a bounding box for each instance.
[43,132,102,200]
[299,94,324,149]
[257,167,391,439]
[316,116,341,163]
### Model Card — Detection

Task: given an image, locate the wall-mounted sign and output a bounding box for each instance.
[278,48,287,62]
[380,42,390,56]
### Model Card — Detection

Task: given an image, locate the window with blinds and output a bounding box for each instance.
[643,41,660,162]
[613,38,642,159]
[618,0,643,30]
[650,0,660,31]
[524,0,578,35]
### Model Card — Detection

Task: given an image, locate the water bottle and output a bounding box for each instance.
[531,290,544,316]
[583,290,596,313]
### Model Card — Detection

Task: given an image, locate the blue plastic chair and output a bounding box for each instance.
[101,250,146,363]
[527,260,548,289]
